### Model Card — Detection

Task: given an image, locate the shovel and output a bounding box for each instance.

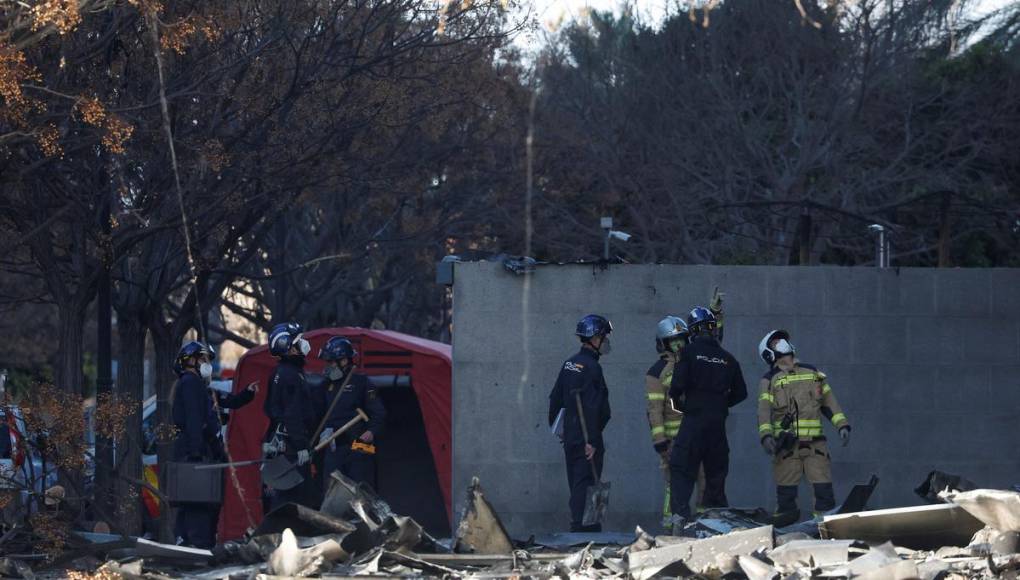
[574,391,610,527]
[263,408,369,491]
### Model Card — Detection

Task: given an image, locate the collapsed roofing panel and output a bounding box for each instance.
[6,471,1020,579]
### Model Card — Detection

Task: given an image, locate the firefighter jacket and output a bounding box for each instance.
[669,335,747,418]
[757,362,850,442]
[548,347,611,448]
[264,356,313,451]
[323,371,387,441]
[646,353,684,445]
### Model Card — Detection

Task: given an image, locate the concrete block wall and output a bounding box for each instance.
[451,263,1020,536]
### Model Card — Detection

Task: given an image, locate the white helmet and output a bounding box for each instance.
[759,329,794,365]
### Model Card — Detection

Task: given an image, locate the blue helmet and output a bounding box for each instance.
[576,314,613,339]
[174,340,215,374]
[269,322,304,356]
[319,336,357,361]
[687,307,717,334]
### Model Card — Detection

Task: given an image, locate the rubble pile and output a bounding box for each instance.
[3,471,1020,579]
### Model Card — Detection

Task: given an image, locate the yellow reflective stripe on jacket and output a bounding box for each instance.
[663,419,682,437]
[773,419,823,437]
[759,423,773,434]
[822,384,832,395]
[661,372,673,388]
[775,373,817,387]
[647,392,666,401]
[759,392,775,404]
[651,425,666,437]
[831,413,847,426]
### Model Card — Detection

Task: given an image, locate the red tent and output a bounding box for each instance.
[218,328,452,541]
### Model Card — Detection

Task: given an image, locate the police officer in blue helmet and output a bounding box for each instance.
[548,314,613,532]
[667,307,747,533]
[262,322,316,508]
[171,340,219,547]
[317,336,387,491]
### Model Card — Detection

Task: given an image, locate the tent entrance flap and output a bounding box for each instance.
[377,386,450,536]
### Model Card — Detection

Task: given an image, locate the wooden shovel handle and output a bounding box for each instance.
[313,408,369,452]
[310,370,356,445]
[573,391,599,480]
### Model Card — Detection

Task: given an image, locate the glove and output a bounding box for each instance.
[296,449,310,466]
[709,287,725,314]
[262,440,283,456]
[761,435,776,456]
[319,427,336,452]
[653,440,670,456]
[839,426,850,447]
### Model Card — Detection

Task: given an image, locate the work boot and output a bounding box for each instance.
[668,514,688,537]
[770,509,801,527]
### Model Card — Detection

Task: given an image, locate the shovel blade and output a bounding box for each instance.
[582,481,611,526]
[262,455,305,490]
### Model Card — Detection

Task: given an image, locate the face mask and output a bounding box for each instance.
[296,338,311,356]
[599,336,612,356]
[773,339,795,356]
[327,366,344,381]
[199,362,213,380]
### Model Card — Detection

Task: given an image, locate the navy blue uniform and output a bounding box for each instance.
[171,372,217,547]
[548,347,611,532]
[264,356,316,508]
[321,372,386,489]
[668,335,747,520]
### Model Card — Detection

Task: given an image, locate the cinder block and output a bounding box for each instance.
[984,464,1019,492]
[489,461,560,512]
[455,262,525,313]
[796,316,853,365]
[959,317,1019,364]
[880,365,938,413]
[879,269,936,315]
[988,367,1020,402]
[819,363,882,413]
[934,367,990,413]
[768,268,826,315]
[530,265,595,314]
[936,269,991,317]
[990,270,1020,316]
[719,266,774,315]
[825,268,880,315]
[852,317,907,364]
[906,413,971,463]
[906,317,965,364]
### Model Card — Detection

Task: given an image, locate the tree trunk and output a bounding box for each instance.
[115,315,146,535]
[56,306,87,395]
[938,193,952,268]
[149,323,177,543]
[798,212,812,266]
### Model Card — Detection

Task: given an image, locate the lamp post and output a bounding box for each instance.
[868,224,890,268]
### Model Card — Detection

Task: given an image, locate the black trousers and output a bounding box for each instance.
[175,505,214,548]
[563,442,604,532]
[323,441,376,491]
[777,483,836,513]
[669,414,729,520]
[268,463,316,510]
